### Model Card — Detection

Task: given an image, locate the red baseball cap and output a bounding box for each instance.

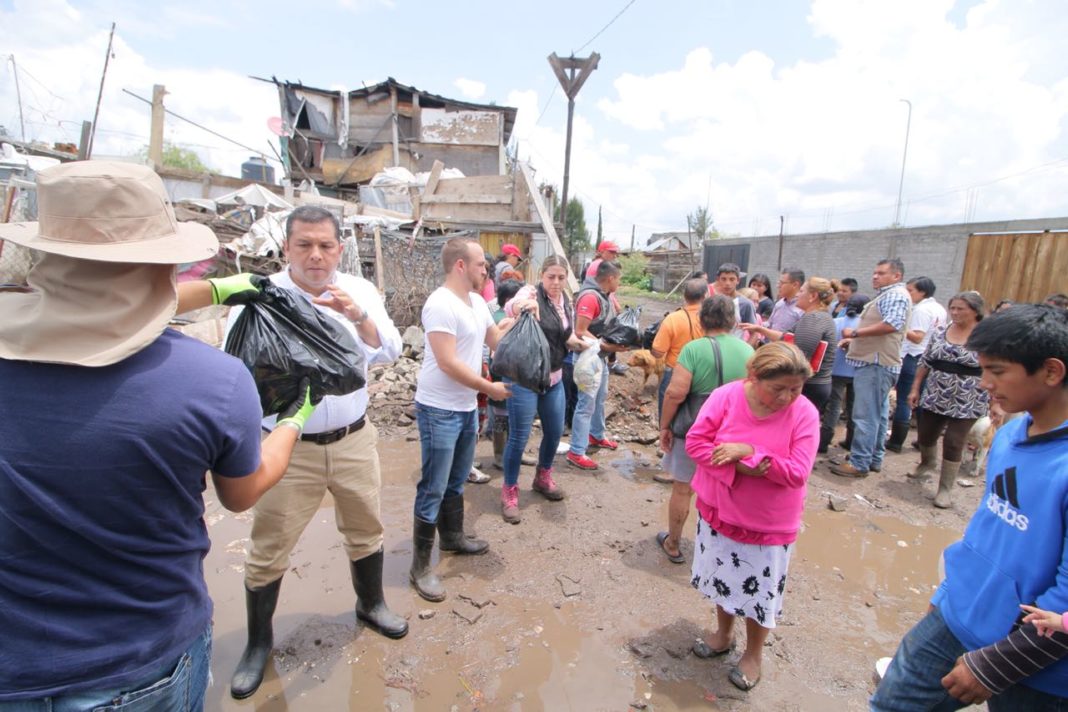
[597,241,620,253]
[501,243,521,257]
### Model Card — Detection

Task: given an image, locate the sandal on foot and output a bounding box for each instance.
[692,639,733,659]
[656,532,685,564]
[728,665,761,691]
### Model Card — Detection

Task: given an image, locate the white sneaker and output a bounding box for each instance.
[467,467,491,484]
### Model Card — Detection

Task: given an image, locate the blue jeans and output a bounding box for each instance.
[0,624,211,712]
[657,366,674,422]
[413,403,478,523]
[570,358,609,457]
[893,354,919,424]
[850,363,896,471]
[872,608,1068,711]
[503,379,565,486]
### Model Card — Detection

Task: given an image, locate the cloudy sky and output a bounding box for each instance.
[2,0,1066,244]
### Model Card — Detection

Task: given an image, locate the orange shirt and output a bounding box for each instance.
[651,302,702,368]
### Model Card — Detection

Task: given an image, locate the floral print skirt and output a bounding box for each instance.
[690,516,793,629]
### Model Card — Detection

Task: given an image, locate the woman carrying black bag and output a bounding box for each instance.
[499,256,589,524]
[655,295,754,563]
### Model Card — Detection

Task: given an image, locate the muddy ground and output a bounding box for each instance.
[201,292,984,711]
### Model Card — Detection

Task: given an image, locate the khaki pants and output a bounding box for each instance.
[244,422,382,588]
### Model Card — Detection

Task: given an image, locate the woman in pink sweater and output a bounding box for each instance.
[684,342,819,692]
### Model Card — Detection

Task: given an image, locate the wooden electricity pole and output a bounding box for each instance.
[87,22,116,159]
[148,84,166,169]
[547,52,599,253]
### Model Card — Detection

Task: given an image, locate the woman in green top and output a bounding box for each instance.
[656,295,754,563]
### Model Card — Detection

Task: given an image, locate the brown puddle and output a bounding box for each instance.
[201,433,960,710]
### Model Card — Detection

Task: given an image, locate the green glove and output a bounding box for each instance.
[277,379,318,433]
[208,273,267,306]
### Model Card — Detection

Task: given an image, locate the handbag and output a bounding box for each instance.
[670,336,725,438]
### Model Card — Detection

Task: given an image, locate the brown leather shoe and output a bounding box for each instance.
[830,462,870,478]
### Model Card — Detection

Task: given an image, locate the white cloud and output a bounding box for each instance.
[519,0,1068,243]
[453,78,486,100]
[0,0,280,177]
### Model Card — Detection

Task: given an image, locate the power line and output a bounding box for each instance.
[121,88,280,163]
[574,0,639,53]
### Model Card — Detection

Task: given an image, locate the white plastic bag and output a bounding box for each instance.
[573,337,603,394]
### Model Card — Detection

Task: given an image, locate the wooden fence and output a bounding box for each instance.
[959,231,1068,305]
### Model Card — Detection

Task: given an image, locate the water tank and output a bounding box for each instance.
[241,156,274,184]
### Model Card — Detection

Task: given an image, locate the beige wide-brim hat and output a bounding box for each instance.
[0,160,218,263]
[0,161,220,366]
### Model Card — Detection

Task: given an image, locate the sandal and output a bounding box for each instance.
[652,472,674,484]
[728,665,761,691]
[656,532,685,564]
[692,639,733,659]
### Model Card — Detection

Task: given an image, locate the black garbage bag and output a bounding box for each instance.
[602,305,643,347]
[490,310,551,394]
[224,282,366,416]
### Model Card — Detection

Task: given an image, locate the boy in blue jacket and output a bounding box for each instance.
[871,304,1068,711]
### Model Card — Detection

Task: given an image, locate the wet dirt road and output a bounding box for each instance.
[201,404,982,711]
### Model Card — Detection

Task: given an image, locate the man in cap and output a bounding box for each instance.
[582,240,628,374]
[0,162,312,710]
[494,242,523,287]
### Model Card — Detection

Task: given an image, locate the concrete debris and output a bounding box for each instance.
[401,325,425,358]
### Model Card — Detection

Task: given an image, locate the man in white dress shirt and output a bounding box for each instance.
[225,206,407,700]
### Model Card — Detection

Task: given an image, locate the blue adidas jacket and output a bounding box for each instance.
[932,415,1068,695]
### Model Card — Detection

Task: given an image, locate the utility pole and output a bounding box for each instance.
[8,55,25,141]
[630,224,635,252]
[547,52,600,251]
[893,98,912,227]
[87,22,117,159]
[148,84,166,169]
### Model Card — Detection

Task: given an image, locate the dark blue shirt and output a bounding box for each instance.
[0,329,262,699]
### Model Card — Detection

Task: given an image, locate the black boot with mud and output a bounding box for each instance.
[886,420,910,453]
[230,576,282,699]
[437,494,489,555]
[351,549,409,639]
[410,517,446,602]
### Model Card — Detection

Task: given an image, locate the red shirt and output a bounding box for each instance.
[575,292,604,321]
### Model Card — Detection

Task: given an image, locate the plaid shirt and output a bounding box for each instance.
[846,282,911,374]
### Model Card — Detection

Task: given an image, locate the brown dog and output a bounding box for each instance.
[628,349,666,388]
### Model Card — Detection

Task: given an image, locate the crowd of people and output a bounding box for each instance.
[2,161,1067,709]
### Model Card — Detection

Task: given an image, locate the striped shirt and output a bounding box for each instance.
[962,619,1068,694]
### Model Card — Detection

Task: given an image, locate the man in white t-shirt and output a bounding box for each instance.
[887,276,948,452]
[410,238,514,602]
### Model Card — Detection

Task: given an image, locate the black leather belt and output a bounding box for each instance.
[300,417,366,445]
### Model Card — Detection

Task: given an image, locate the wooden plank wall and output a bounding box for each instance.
[959,232,1068,305]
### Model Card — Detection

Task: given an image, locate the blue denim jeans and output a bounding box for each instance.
[893,353,919,424]
[503,379,565,486]
[871,608,1068,711]
[413,403,478,523]
[849,363,896,471]
[0,624,211,712]
[569,357,609,457]
[657,366,674,422]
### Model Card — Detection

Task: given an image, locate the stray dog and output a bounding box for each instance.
[628,349,666,388]
[962,411,1023,477]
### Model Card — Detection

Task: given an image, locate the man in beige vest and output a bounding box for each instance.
[830,258,912,477]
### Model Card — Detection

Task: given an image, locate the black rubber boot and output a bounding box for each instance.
[351,549,409,639]
[409,517,446,602]
[437,494,489,555]
[886,420,910,453]
[230,577,282,700]
[818,426,833,454]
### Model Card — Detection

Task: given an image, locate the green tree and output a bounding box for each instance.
[618,252,651,290]
[686,205,715,245]
[562,198,591,255]
[138,142,210,172]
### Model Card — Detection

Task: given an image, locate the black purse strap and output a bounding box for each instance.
[708,335,724,389]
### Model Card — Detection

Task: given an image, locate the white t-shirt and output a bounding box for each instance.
[416,287,495,412]
[902,297,948,357]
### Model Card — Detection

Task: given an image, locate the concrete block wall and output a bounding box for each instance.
[712,217,1068,305]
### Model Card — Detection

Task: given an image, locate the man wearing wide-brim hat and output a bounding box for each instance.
[0,161,313,710]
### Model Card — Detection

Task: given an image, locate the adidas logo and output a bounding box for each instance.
[986,467,1029,531]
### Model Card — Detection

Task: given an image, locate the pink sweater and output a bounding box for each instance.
[685,380,819,544]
